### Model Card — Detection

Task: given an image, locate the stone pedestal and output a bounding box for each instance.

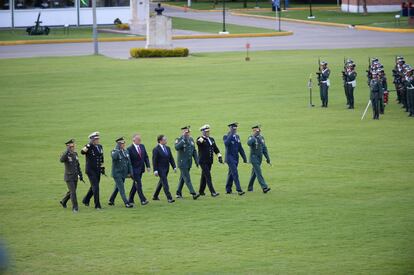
[146,15,173,49]
[129,0,149,35]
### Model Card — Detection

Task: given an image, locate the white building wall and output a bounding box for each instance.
[0,7,130,27]
[341,4,401,13]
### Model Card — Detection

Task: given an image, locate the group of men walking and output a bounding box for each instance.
[316,56,414,120]
[59,123,272,213]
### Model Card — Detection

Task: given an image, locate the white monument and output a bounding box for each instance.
[146,5,173,49]
[129,0,149,35]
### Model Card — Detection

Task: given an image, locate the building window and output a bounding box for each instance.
[1,0,9,9]
[15,0,74,9]
[80,0,129,7]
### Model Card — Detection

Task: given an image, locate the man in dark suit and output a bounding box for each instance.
[196,124,223,197]
[81,132,105,209]
[127,133,150,206]
[152,135,176,203]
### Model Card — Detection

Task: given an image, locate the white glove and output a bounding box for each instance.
[154,171,159,177]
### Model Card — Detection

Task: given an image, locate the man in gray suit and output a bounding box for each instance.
[60,139,84,213]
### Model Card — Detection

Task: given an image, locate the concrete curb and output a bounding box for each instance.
[231,12,414,33]
[0,31,293,46]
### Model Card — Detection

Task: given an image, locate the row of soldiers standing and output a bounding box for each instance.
[317,56,414,120]
[59,124,272,213]
[392,56,414,117]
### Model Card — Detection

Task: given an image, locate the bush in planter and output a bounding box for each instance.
[116,23,130,30]
[130,48,189,58]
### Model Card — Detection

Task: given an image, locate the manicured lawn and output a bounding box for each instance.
[0,47,413,274]
[0,26,132,41]
[172,16,274,33]
[244,9,413,28]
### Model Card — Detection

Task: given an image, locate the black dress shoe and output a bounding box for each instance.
[60,201,67,208]
[263,187,271,194]
[176,193,183,199]
[95,206,102,210]
[141,200,149,206]
[125,203,133,208]
[192,194,200,200]
[108,201,114,206]
[211,193,220,197]
[82,201,89,207]
[199,193,206,196]
[226,191,232,194]
[152,197,160,201]
[238,191,245,196]
[168,199,175,203]
[247,189,253,192]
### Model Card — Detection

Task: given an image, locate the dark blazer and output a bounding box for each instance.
[197,136,220,164]
[127,144,150,176]
[81,143,104,174]
[152,144,176,175]
[60,150,82,182]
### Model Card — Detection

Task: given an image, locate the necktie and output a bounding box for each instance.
[162,146,167,155]
[137,145,141,157]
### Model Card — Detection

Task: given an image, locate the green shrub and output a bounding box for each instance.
[130,47,189,58]
[116,23,130,30]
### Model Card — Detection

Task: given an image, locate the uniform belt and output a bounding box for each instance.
[321,80,328,83]
[346,81,354,84]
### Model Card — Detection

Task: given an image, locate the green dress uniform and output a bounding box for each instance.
[405,71,414,117]
[175,135,199,198]
[247,133,271,192]
[345,69,357,109]
[370,77,382,120]
[60,140,83,211]
[109,140,133,207]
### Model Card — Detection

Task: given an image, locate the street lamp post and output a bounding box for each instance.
[308,0,315,19]
[92,0,98,55]
[220,0,229,34]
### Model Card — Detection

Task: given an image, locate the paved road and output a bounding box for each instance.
[0,6,413,59]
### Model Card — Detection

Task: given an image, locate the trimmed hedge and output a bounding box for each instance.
[130,47,189,58]
[116,23,130,30]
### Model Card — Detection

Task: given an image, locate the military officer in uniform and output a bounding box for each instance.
[317,61,330,108]
[196,124,223,197]
[370,71,382,120]
[81,132,105,209]
[60,139,84,213]
[405,67,414,117]
[378,69,388,114]
[152,135,176,203]
[108,137,133,208]
[247,125,271,193]
[175,126,200,200]
[344,62,357,109]
[223,122,247,196]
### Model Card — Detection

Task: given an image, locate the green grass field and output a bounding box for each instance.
[0,17,273,42]
[172,17,274,33]
[245,9,413,28]
[0,47,414,274]
[0,26,130,41]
